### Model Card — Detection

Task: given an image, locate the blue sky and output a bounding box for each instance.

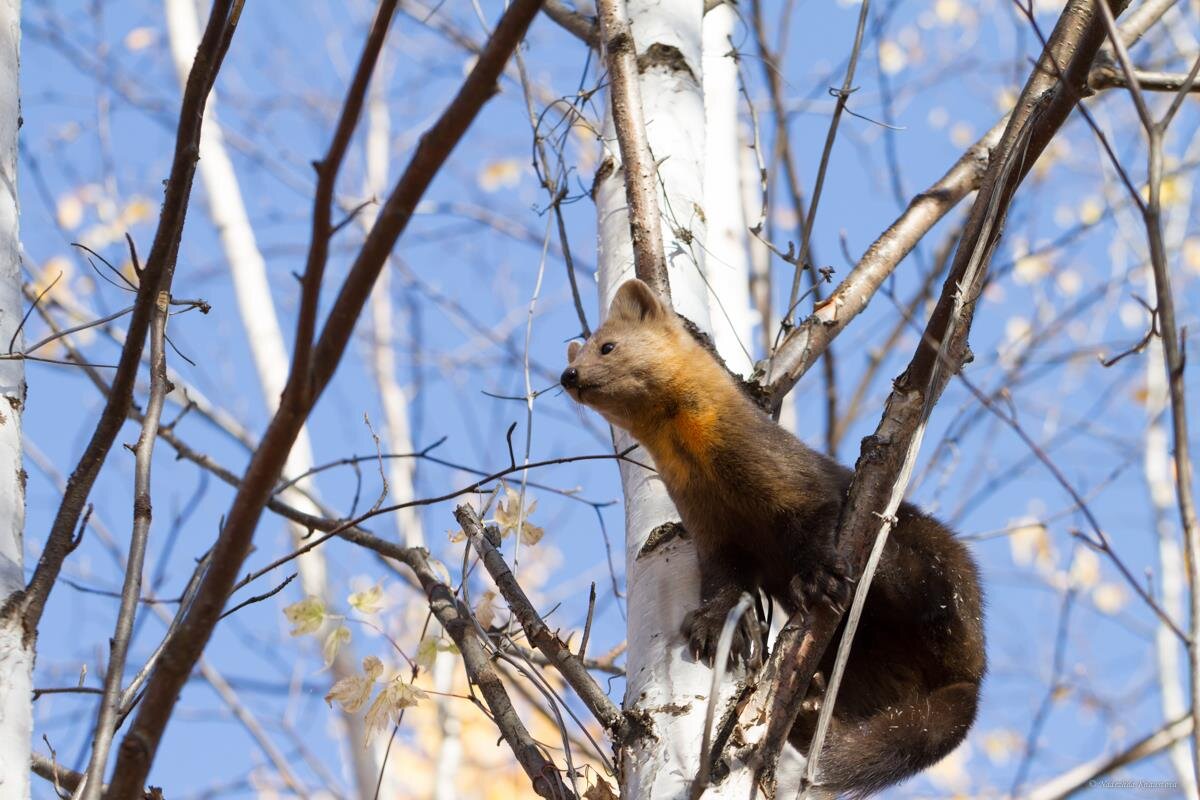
[16,0,1200,796]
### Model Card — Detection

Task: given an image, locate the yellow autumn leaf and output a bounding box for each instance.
[934,0,960,23]
[981,729,1021,764]
[323,625,351,666]
[994,87,1018,113]
[1014,253,1051,285]
[426,557,452,586]
[950,122,974,148]
[324,655,384,713]
[416,635,439,671]
[124,27,156,51]
[494,488,545,545]
[1068,549,1101,590]
[519,522,545,545]
[348,583,385,614]
[283,596,326,636]
[478,158,522,192]
[583,778,619,800]
[120,196,155,226]
[1183,237,1200,275]
[475,590,498,629]
[1093,583,1127,614]
[364,679,428,740]
[1010,519,1055,572]
[1056,269,1081,296]
[1141,175,1188,206]
[1004,316,1032,346]
[32,257,74,306]
[56,194,84,230]
[1119,301,1148,331]
[878,40,906,75]
[1078,197,1104,225]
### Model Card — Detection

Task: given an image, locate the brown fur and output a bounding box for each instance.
[562,280,986,798]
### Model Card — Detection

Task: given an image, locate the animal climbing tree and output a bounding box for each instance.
[8,0,1200,798]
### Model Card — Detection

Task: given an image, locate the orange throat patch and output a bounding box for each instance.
[633,400,721,489]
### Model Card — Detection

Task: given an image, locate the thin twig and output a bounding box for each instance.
[456,505,627,738]
[1026,715,1193,800]
[1,0,243,643]
[728,4,1129,793]
[691,592,754,800]
[760,0,1171,405]
[107,3,547,790]
[1092,2,1200,787]
[78,287,173,800]
[779,0,870,332]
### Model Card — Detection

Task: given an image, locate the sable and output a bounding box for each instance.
[563,279,985,797]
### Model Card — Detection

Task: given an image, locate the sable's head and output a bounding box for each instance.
[561,279,685,429]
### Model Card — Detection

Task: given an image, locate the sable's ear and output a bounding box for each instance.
[609,279,664,322]
[567,340,582,362]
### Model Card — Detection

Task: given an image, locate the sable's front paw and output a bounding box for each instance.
[790,555,853,615]
[682,603,753,668]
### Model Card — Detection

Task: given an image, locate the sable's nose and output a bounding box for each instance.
[560,367,579,388]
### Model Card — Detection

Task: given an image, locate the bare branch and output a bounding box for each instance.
[341,527,577,799]
[2,0,242,648]
[288,0,400,404]
[761,0,1174,404]
[79,287,173,800]
[595,0,670,299]
[31,753,101,795]
[1026,715,1193,800]
[455,505,627,738]
[780,0,870,331]
[543,0,597,46]
[106,3,547,790]
[1092,4,1200,787]
[731,2,1131,792]
[1090,62,1200,93]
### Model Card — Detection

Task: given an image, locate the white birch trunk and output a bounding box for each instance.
[1145,339,1197,796]
[361,67,462,800]
[702,2,754,378]
[163,2,379,794]
[1144,121,1198,798]
[740,123,771,363]
[594,2,742,795]
[363,79,423,552]
[162,0,327,589]
[0,2,29,797]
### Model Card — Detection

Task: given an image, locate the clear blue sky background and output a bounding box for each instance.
[17,0,1200,796]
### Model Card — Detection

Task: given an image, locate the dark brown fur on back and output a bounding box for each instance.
[562,280,985,797]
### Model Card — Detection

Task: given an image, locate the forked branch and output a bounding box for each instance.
[105,1,546,793]
[726,1,1132,794]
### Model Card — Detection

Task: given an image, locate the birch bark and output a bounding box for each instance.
[0,2,28,797]
[594,1,746,794]
[702,2,755,378]
[360,66,463,800]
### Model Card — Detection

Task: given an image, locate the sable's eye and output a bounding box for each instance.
[600,342,616,355]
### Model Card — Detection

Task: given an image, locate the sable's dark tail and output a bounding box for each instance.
[804,681,980,799]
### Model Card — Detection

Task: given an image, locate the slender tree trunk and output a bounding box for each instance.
[360,63,463,800]
[1146,338,1198,796]
[162,1,378,794]
[595,2,747,794]
[0,2,29,797]
[702,1,755,378]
